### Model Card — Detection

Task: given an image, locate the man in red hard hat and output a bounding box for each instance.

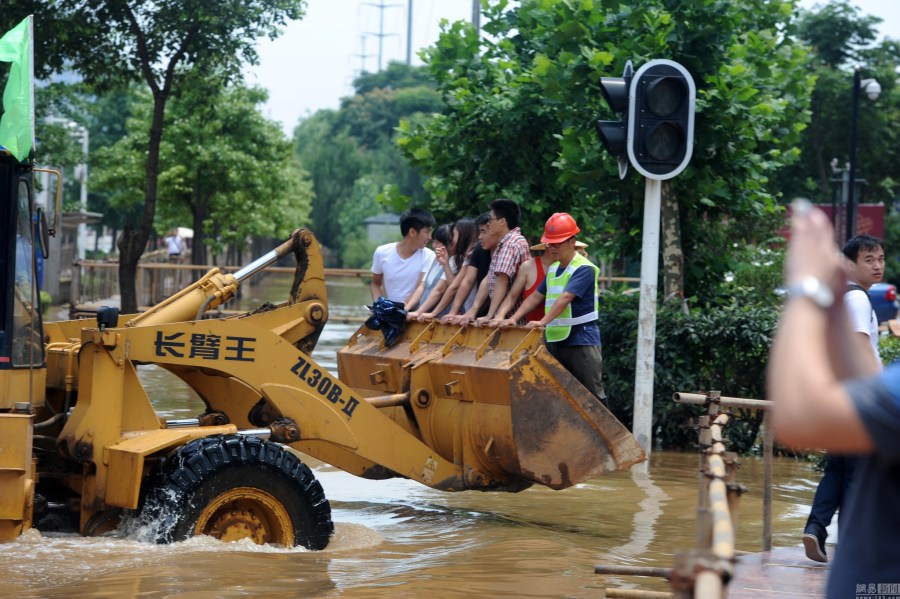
[498,212,607,406]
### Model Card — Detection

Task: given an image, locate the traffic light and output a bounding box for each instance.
[596,59,696,181]
[627,59,696,180]
[596,60,633,179]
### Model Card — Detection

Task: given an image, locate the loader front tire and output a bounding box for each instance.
[138,435,333,549]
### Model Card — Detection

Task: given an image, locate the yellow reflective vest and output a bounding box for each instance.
[544,253,599,343]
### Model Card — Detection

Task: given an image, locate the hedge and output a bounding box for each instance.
[598,288,780,454]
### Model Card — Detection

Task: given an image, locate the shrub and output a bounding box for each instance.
[599,288,779,453]
[879,333,900,366]
[39,290,53,318]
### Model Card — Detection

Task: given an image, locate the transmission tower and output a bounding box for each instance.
[362,0,403,71]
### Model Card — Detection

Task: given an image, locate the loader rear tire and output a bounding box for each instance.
[138,435,333,549]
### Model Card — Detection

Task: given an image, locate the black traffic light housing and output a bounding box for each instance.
[627,59,695,180]
[596,60,633,179]
[596,59,696,181]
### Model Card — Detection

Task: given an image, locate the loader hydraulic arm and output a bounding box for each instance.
[124,234,303,328]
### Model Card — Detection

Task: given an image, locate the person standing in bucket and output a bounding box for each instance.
[497,213,608,407]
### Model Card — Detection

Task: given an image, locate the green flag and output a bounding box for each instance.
[0,15,34,162]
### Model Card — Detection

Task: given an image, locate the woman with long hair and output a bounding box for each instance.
[413,216,481,321]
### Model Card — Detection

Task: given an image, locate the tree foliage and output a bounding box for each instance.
[294,62,442,266]
[397,0,813,295]
[776,1,900,208]
[599,289,779,453]
[2,0,307,312]
[92,82,311,264]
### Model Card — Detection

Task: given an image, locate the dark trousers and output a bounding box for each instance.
[805,454,858,538]
[547,343,608,408]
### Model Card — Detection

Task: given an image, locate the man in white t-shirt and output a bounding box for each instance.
[164,229,185,262]
[370,207,436,307]
[802,233,884,563]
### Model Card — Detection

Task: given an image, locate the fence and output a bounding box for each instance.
[69,260,371,316]
[595,391,774,599]
[69,259,639,317]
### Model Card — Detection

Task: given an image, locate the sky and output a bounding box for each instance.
[242,0,473,134]
[244,0,900,135]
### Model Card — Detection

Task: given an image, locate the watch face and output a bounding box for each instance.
[794,276,833,308]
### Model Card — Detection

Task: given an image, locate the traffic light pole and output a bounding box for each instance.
[595,58,695,469]
[632,177,661,471]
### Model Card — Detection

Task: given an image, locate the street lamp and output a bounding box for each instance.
[846,68,881,241]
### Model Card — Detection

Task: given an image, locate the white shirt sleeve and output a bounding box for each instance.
[845,288,880,363]
[371,244,386,275]
[421,248,436,273]
[845,289,874,336]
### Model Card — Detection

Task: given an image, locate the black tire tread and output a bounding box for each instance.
[138,435,333,549]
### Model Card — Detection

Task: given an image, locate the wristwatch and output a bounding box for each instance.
[787,276,834,309]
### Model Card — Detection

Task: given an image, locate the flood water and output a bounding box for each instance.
[0,276,824,598]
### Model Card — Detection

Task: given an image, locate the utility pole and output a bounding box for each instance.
[406,0,413,65]
[472,0,480,34]
[362,0,402,71]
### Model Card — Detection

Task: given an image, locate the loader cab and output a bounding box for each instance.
[0,149,45,408]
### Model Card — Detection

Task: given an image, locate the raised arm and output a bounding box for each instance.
[768,200,874,452]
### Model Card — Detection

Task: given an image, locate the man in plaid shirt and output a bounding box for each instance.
[456,199,531,325]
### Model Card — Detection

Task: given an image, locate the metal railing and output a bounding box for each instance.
[69,260,371,316]
[596,390,774,599]
[69,259,639,316]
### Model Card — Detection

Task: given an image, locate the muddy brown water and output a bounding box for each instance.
[1,278,824,598]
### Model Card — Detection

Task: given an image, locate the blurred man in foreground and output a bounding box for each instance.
[769,200,899,598]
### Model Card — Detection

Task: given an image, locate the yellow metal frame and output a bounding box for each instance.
[5,228,645,545]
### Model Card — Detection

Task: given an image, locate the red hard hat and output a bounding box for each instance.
[541,212,580,244]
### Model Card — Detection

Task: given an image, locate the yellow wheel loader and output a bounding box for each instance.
[0,148,644,550]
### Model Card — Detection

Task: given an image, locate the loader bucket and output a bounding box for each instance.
[337,321,645,492]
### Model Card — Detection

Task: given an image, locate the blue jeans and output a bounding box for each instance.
[805,454,858,539]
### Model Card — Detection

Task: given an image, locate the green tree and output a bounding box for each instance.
[398,0,813,296]
[776,1,900,205]
[3,1,307,312]
[295,62,441,265]
[92,82,312,264]
[295,111,372,263]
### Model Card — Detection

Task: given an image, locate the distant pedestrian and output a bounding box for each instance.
[802,233,884,563]
[164,229,185,263]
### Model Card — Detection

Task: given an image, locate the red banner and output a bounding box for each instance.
[781,203,885,245]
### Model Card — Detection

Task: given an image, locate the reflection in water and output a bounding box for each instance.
[613,467,671,558]
[8,276,823,597]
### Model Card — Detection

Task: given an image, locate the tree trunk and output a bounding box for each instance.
[661,180,685,304]
[191,186,207,266]
[117,91,168,313]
